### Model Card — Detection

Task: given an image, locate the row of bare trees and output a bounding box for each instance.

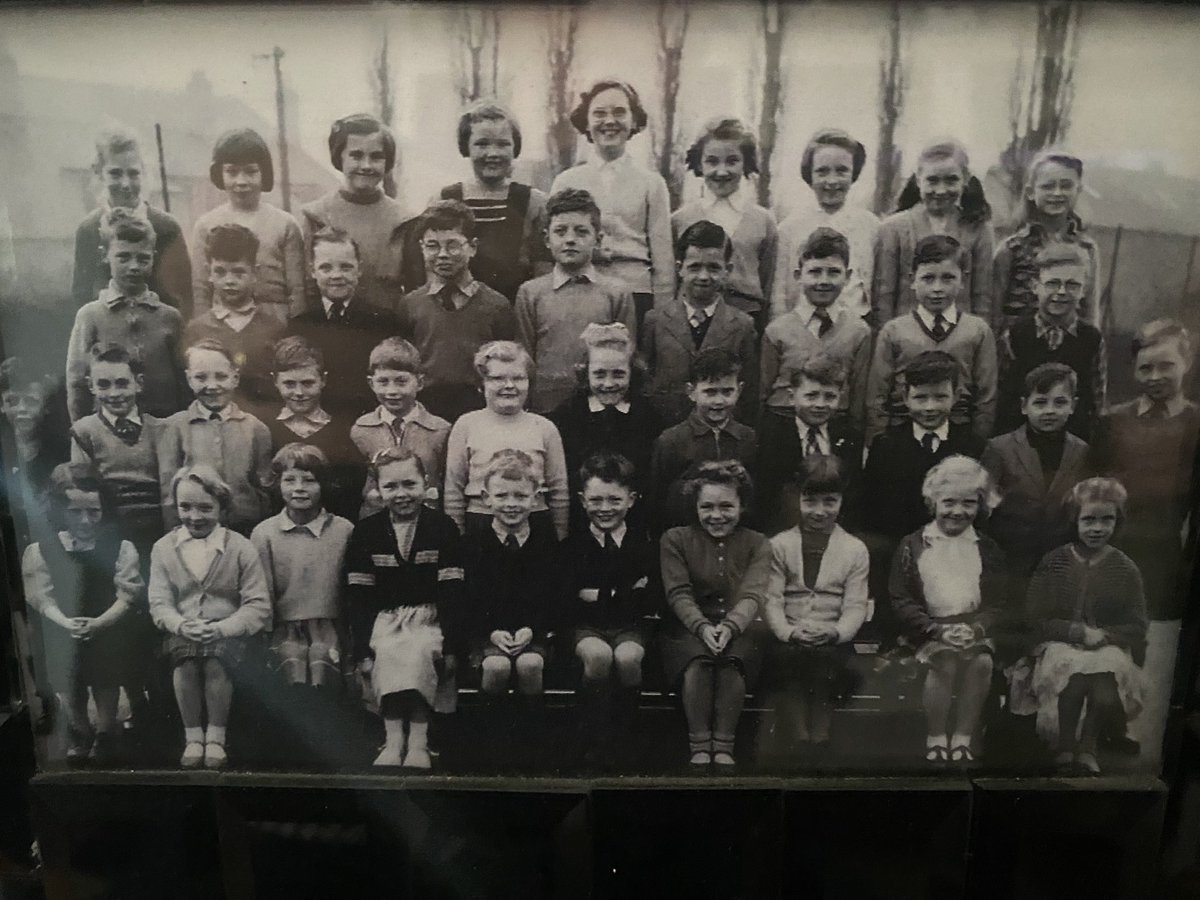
[364,1,1082,218]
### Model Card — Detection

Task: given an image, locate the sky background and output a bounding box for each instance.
[2,0,1198,219]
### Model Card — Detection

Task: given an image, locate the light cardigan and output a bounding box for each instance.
[148,525,271,637]
[190,201,306,320]
[250,510,354,622]
[551,153,675,305]
[765,526,869,644]
[672,198,778,308]
[771,203,880,322]
[872,205,995,325]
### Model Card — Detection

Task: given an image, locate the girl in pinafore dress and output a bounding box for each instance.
[21,464,142,765]
[148,465,271,770]
[1017,477,1147,775]
[890,455,1006,765]
[344,447,464,769]
[659,460,772,769]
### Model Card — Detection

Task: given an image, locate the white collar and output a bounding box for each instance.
[683,298,719,320]
[492,520,531,547]
[916,305,959,331]
[278,509,329,537]
[427,273,479,298]
[99,407,142,427]
[211,303,257,321]
[912,420,951,444]
[1136,395,1189,418]
[276,406,330,425]
[923,521,978,543]
[793,297,838,325]
[189,400,239,422]
[58,530,96,552]
[321,296,352,316]
[173,525,227,549]
[102,198,149,219]
[701,187,748,216]
[590,522,627,547]
[795,419,829,439]
[589,153,631,172]
[376,404,419,427]
[552,264,600,290]
[587,395,631,414]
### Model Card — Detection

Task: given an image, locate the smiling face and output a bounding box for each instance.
[792,376,840,427]
[186,348,239,411]
[546,211,598,272]
[696,482,742,539]
[274,365,324,416]
[176,479,221,539]
[917,156,965,216]
[1077,499,1118,551]
[482,358,530,415]
[311,240,360,303]
[1,385,46,438]
[700,137,745,199]
[587,345,632,407]
[89,359,141,420]
[580,476,636,533]
[368,367,422,418]
[420,228,476,284]
[587,86,633,158]
[63,488,103,545]
[797,254,848,309]
[687,375,742,428]
[1135,340,1191,403]
[1034,261,1086,325]
[279,467,322,517]
[209,257,257,312]
[810,144,855,213]
[340,131,388,197]
[932,486,979,537]
[484,473,537,530]
[799,491,842,535]
[100,148,143,209]
[912,259,962,315]
[1028,161,1081,219]
[1021,381,1076,434]
[905,379,955,431]
[221,162,264,209]
[678,245,731,307]
[106,237,154,294]
[468,118,515,186]
[377,457,427,521]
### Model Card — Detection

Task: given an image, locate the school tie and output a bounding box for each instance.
[805,426,823,457]
[1145,401,1170,420]
[1044,325,1065,351]
[603,532,618,553]
[438,284,457,312]
[327,299,345,322]
[921,432,938,453]
[209,410,222,423]
[813,308,833,338]
[930,313,948,341]
[689,309,711,348]
[112,416,141,443]
[389,418,406,445]
[569,274,591,286]
[504,534,520,553]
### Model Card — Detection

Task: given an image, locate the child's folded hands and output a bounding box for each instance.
[490,629,516,654]
[179,619,208,642]
[1081,625,1107,649]
[512,627,534,652]
[711,623,734,653]
[699,623,723,655]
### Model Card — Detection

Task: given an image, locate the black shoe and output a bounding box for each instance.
[90,732,119,767]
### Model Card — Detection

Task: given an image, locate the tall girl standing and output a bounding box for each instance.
[551,79,675,327]
[873,139,994,326]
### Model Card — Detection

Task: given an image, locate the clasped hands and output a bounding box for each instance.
[490,627,534,656]
[179,618,222,644]
[790,622,839,647]
[698,622,735,655]
[66,617,102,641]
[938,622,978,650]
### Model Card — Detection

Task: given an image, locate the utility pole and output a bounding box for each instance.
[256,46,292,211]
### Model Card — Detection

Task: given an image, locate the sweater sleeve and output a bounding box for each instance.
[249,524,277,614]
[542,419,570,540]
[724,533,771,636]
[148,541,185,635]
[1102,560,1149,654]
[759,329,781,409]
[847,327,872,434]
[65,307,96,422]
[213,542,271,638]
[435,522,467,652]
[736,321,760,427]
[835,539,870,644]
[1026,552,1081,645]
[889,537,938,644]
[155,419,185,529]
[72,219,99,308]
[871,221,900,328]
[343,523,379,661]
[514,283,538,357]
[648,175,676,308]
[763,539,795,642]
[113,540,144,610]
[190,219,213,316]
[990,238,1013,337]
[615,284,638,345]
[759,213,779,302]
[156,224,194,320]
[770,218,797,322]
[20,544,57,618]
[971,321,999,441]
[865,323,897,444]
[250,420,273,519]
[969,223,996,321]
[282,214,307,318]
[974,537,1007,637]
[661,530,709,635]
[442,420,470,533]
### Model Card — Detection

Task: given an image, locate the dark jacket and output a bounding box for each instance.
[564,525,659,632]
[73,206,192,317]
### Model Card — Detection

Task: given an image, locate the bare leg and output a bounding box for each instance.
[172,660,203,730]
[480,655,512,695]
[613,642,645,688]
[202,659,233,729]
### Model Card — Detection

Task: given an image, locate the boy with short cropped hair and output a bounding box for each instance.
[649,347,758,532]
[756,354,863,535]
[66,209,188,422]
[760,227,871,430]
[396,200,516,423]
[184,224,285,416]
[641,220,758,427]
[996,243,1105,439]
[866,234,998,444]
[351,337,452,518]
[515,188,637,414]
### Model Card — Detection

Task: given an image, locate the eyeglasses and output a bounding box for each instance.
[421,240,468,255]
[1041,279,1085,295]
[484,374,529,385]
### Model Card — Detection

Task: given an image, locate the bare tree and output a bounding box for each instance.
[873,0,906,215]
[456,7,501,104]
[652,0,690,209]
[546,6,581,176]
[367,31,397,197]
[755,0,788,208]
[998,0,1083,213]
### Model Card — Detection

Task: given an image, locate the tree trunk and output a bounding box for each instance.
[756,1,785,209]
[873,0,905,215]
[655,0,690,209]
[546,8,580,176]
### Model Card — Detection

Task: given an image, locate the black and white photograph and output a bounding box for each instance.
[0,0,1198,790]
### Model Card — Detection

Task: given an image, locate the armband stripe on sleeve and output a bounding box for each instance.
[437,567,465,582]
[347,573,376,586]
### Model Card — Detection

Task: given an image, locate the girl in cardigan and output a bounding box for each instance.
[873,139,994,326]
[660,460,771,769]
[1022,478,1147,775]
[551,79,675,323]
[345,447,463,769]
[764,455,868,759]
[21,464,142,765]
[550,322,660,536]
[672,117,778,334]
[890,455,1006,764]
[148,465,270,770]
[190,128,306,322]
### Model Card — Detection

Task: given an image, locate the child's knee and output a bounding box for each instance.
[515,652,544,681]
[613,642,644,684]
[575,638,613,682]
[967,652,994,681]
[480,655,511,693]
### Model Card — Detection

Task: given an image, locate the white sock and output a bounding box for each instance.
[926,733,948,748]
[184,727,204,744]
[383,717,405,753]
[407,719,429,753]
[950,732,972,748]
[206,725,227,746]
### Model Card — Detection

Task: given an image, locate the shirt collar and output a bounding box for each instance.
[376,404,421,427]
[795,419,829,441]
[701,187,748,217]
[99,407,142,427]
[188,400,242,422]
[276,406,331,425]
[793,297,837,325]
[589,153,632,173]
[211,303,258,322]
[1035,311,1078,338]
[492,520,531,547]
[1136,395,1189,418]
[552,264,600,290]
[913,420,950,444]
[58,530,95,552]
[321,296,351,317]
[427,273,479,298]
[916,305,959,331]
[683,298,719,321]
[102,198,149,219]
[174,525,227,549]
[101,282,160,309]
[923,521,978,543]
[590,522,627,547]
[587,395,631,414]
[278,509,329,537]
[688,409,733,436]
